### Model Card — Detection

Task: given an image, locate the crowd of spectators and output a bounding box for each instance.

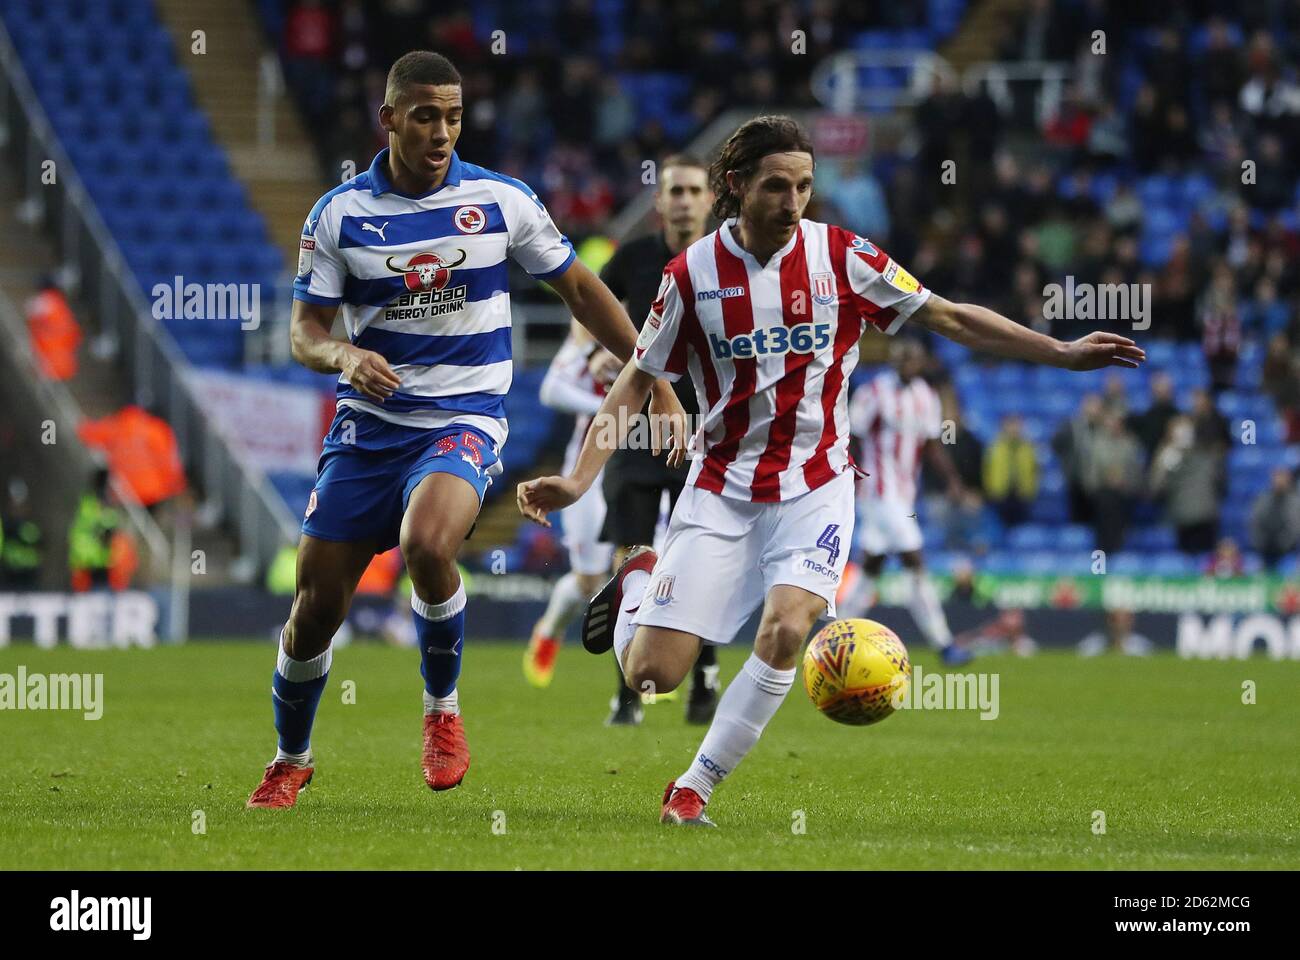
[260,0,1300,573]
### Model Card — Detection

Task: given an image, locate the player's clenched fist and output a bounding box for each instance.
[341,345,402,400]
[517,476,583,526]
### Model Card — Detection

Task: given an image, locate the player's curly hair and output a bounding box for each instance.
[708,116,815,221]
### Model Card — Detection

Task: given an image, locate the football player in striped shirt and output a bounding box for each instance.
[518,115,1143,826]
[839,338,972,665]
[248,51,684,809]
[523,322,617,688]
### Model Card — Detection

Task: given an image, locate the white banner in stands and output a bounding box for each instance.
[186,370,324,474]
[0,592,159,647]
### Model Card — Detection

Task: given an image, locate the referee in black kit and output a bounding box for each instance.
[598,153,719,726]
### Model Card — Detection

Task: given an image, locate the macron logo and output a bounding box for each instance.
[696,286,745,302]
[50,891,151,940]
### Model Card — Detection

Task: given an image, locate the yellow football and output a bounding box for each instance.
[802,618,911,726]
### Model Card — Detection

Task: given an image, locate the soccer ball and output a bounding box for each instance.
[802,619,911,726]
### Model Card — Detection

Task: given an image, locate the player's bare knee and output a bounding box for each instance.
[287,590,345,656]
[755,615,812,665]
[401,532,458,585]
[622,652,682,696]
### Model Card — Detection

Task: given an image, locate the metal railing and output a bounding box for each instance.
[811,50,959,115]
[809,49,1073,127]
[0,284,169,579]
[0,19,300,574]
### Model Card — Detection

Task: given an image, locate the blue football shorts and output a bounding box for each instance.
[302,407,500,552]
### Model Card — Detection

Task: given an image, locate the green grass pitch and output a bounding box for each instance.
[1,641,1297,869]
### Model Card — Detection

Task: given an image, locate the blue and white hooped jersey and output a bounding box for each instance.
[292,148,577,448]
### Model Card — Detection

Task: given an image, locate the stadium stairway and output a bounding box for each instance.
[0,166,243,587]
[939,0,1025,71]
[152,0,321,270]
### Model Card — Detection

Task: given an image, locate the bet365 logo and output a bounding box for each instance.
[709,321,831,360]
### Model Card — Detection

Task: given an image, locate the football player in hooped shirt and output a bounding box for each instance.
[517,115,1144,827]
[247,51,685,809]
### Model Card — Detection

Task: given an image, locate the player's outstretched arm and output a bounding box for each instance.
[546,261,687,459]
[517,361,657,526]
[289,299,400,401]
[913,294,1146,371]
[546,261,638,360]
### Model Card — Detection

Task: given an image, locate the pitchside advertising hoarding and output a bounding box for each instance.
[1,573,1299,656]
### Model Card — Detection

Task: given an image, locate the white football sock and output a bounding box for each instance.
[272,628,329,765]
[423,688,460,716]
[612,568,650,671]
[675,652,795,803]
[908,570,952,648]
[273,747,312,766]
[536,571,586,638]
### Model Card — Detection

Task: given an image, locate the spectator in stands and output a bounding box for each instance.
[1201,19,1244,107]
[0,478,43,588]
[1084,411,1143,552]
[1149,415,1225,553]
[1052,393,1103,523]
[68,469,121,592]
[1250,467,1300,569]
[1128,371,1179,457]
[1100,371,1129,419]
[819,157,890,240]
[1199,262,1241,393]
[1078,608,1153,657]
[1262,333,1300,442]
[25,275,81,382]
[1205,536,1245,577]
[1242,276,1289,338]
[77,405,187,510]
[983,414,1037,527]
[1189,388,1230,449]
[281,0,338,130]
[938,488,999,555]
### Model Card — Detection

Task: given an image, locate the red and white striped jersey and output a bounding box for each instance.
[848,369,943,506]
[539,333,606,476]
[633,219,931,502]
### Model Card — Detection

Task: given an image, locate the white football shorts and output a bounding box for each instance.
[632,470,854,645]
[854,494,924,556]
[561,473,613,576]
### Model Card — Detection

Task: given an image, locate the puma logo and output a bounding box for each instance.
[362,221,390,242]
[271,687,303,710]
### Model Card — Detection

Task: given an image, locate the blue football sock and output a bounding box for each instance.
[272,631,331,757]
[413,582,466,699]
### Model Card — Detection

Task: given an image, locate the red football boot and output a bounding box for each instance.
[523,630,560,688]
[246,760,314,809]
[422,713,470,790]
[660,780,716,827]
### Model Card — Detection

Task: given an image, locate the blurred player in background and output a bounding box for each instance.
[839,338,972,665]
[519,115,1144,826]
[595,154,720,725]
[248,51,684,809]
[523,321,617,687]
